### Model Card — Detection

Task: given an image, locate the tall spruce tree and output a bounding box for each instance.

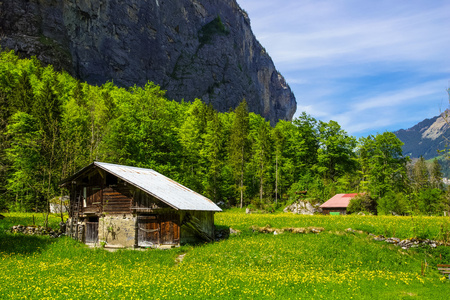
[5,112,43,211]
[32,67,63,224]
[430,158,443,189]
[229,100,250,208]
[179,99,207,191]
[202,110,225,202]
[413,156,429,192]
[249,115,273,203]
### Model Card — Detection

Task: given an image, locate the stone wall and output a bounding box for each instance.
[98,214,136,248]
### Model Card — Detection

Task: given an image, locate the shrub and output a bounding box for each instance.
[198,16,230,45]
[347,194,376,214]
[377,192,408,215]
[417,188,444,215]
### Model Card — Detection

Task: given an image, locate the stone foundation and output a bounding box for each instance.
[98,214,136,248]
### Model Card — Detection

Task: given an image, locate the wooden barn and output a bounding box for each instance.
[320,193,359,215]
[60,162,222,249]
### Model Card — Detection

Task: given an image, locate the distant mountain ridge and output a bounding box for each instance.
[394,110,450,159]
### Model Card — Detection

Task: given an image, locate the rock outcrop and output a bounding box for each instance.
[0,0,297,124]
[284,201,323,215]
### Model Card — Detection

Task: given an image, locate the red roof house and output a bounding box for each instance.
[320,193,359,215]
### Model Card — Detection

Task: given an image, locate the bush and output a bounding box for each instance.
[417,188,444,215]
[198,16,230,44]
[287,173,328,202]
[347,194,376,214]
[377,192,408,215]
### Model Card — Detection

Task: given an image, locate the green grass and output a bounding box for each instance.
[216,209,450,240]
[1,211,450,299]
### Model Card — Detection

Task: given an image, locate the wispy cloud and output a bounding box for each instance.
[352,81,443,112]
[238,0,450,136]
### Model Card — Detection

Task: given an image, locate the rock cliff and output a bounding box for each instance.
[0,0,296,123]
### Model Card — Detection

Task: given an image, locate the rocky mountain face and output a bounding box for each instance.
[394,110,450,159]
[0,0,297,124]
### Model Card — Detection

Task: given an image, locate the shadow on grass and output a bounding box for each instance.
[214,225,231,241]
[0,232,55,255]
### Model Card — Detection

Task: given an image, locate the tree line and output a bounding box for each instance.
[0,50,448,215]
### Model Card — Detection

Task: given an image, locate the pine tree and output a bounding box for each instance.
[202,111,224,202]
[413,156,429,192]
[430,158,443,189]
[229,100,250,208]
[31,66,63,221]
[272,125,284,204]
[178,99,207,191]
[5,112,43,211]
[249,115,273,203]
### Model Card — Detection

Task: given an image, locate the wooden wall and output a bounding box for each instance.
[137,213,180,247]
[180,211,215,243]
[102,183,132,214]
[321,207,347,215]
[68,167,216,247]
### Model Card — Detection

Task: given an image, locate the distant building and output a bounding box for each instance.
[320,193,359,215]
[49,196,69,214]
[60,162,222,249]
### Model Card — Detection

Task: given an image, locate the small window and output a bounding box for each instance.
[83,187,87,207]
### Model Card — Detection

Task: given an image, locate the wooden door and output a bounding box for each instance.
[85,217,99,243]
[160,213,180,245]
[138,215,159,247]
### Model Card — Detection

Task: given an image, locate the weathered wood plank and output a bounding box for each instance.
[103,207,131,211]
[103,203,131,206]
[103,197,130,200]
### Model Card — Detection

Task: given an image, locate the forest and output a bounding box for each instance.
[0,50,448,215]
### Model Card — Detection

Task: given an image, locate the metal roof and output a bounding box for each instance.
[319,193,358,208]
[67,162,222,212]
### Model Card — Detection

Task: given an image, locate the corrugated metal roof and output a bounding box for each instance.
[319,193,358,208]
[90,162,221,212]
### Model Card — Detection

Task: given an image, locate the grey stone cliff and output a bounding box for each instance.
[0,0,297,123]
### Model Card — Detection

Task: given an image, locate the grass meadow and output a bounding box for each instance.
[1,211,450,299]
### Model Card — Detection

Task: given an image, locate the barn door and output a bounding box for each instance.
[160,213,180,245]
[85,217,99,243]
[138,215,159,247]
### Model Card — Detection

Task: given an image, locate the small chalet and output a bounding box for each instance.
[320,193,359,215]
[60,162,222,248]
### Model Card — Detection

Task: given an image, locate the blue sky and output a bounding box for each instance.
[238,0,450,137]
